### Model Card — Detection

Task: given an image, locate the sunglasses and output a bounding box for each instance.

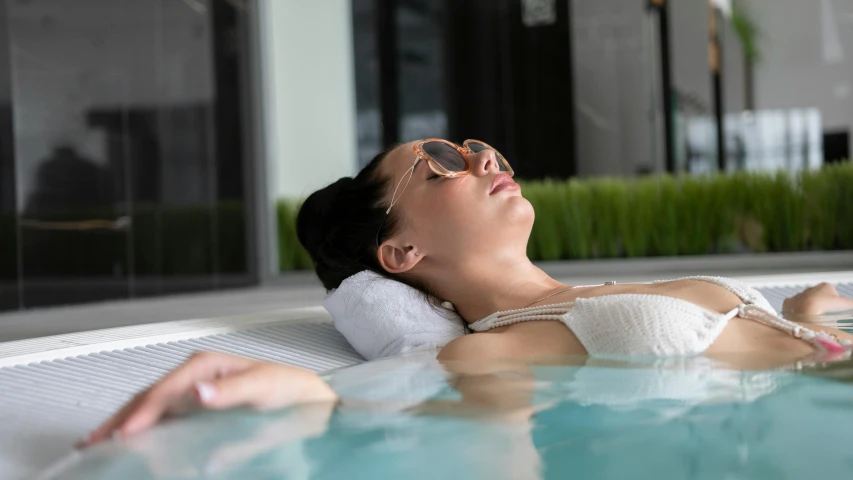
[375,138,514,247]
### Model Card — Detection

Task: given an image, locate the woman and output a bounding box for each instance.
[81,139,853,447]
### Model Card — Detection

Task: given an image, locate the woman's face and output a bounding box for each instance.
[378,140,534,271]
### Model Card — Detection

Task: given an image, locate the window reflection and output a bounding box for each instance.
[1,0,251,310]
[396,0,447,142]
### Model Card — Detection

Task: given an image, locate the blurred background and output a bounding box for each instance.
[0,0,851,316]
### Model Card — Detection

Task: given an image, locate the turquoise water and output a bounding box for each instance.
[41,352,853,480]
[802,310,853,332]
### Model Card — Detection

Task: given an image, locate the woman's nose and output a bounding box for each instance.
[469,149,500,177]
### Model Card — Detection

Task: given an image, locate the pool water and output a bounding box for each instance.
[41,351,853,480]
[799,309,853,331]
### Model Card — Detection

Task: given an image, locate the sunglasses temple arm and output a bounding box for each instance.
[386,159,419,214]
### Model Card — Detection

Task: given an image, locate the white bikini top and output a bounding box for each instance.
[469,276,853,357]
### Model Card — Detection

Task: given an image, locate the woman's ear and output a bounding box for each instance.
[377,242,423,273]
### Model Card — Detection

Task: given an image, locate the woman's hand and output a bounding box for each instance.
[78,351,338,448]
[783,282,853,317]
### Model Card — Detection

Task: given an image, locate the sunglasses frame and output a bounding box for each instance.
[413,138,513,179]
[375,138,514,247]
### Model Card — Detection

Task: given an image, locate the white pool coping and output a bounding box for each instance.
[0,307,330,368]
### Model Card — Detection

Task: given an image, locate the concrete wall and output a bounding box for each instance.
[670,0,713,115]
[669,0,853,160]
[573,0,850,175]
[570,0,746,177]
[751,0,853,156]
[571,0,660,177]
[261,0,358,199]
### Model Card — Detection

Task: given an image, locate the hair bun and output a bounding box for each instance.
[296,177,353,260]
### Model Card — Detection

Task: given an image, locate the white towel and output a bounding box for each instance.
[323,270,467,360]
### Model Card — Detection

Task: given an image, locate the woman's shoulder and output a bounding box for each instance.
[439,321,586,362]
[652,275,776,312]
[438,332,512,362]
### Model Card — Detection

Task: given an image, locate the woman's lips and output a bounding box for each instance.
[489,174,520,195]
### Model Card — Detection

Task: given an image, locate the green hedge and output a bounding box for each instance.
[276,199,314,271]
[277,163,853,270]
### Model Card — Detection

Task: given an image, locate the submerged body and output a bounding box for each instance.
[443,277,853,365]
[51,351,853,480]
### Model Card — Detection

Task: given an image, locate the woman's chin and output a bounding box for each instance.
[497,196,535,232]
[507,195,535,219]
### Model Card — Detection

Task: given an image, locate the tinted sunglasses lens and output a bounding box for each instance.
[467,141,509,172]
[422,141,468,172]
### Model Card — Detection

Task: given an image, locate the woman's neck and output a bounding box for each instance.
[424,256,569,323]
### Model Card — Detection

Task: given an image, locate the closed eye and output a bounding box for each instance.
[427,173,441,181]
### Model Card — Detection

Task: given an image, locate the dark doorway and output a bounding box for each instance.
[441,0,576,179]
[0,0,18,311]
[356,0,577,179]
[823,130,850,164]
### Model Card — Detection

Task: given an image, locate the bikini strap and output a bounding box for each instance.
[727,303,853,356]
[469,302,576,332]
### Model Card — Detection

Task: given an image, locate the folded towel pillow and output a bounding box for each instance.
[323,270,467,360]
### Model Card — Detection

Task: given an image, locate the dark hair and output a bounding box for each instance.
[296,148,407,291]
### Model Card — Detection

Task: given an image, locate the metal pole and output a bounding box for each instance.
[650,0,675,173]
[709,2,726,171]
[376,0,400,147]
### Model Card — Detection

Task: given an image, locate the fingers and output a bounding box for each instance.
[79,392,147,447]
[196,366,283,410]
[814,295,853,314]
[152,351,257,400]
[79,351,257,448]
[784,282,853,316]
[800,282,837,296]
[117,390,182,439]
[809,282,838,295]
[78,353,337,450]
[197,364,337,411]
[118,352,255,435]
